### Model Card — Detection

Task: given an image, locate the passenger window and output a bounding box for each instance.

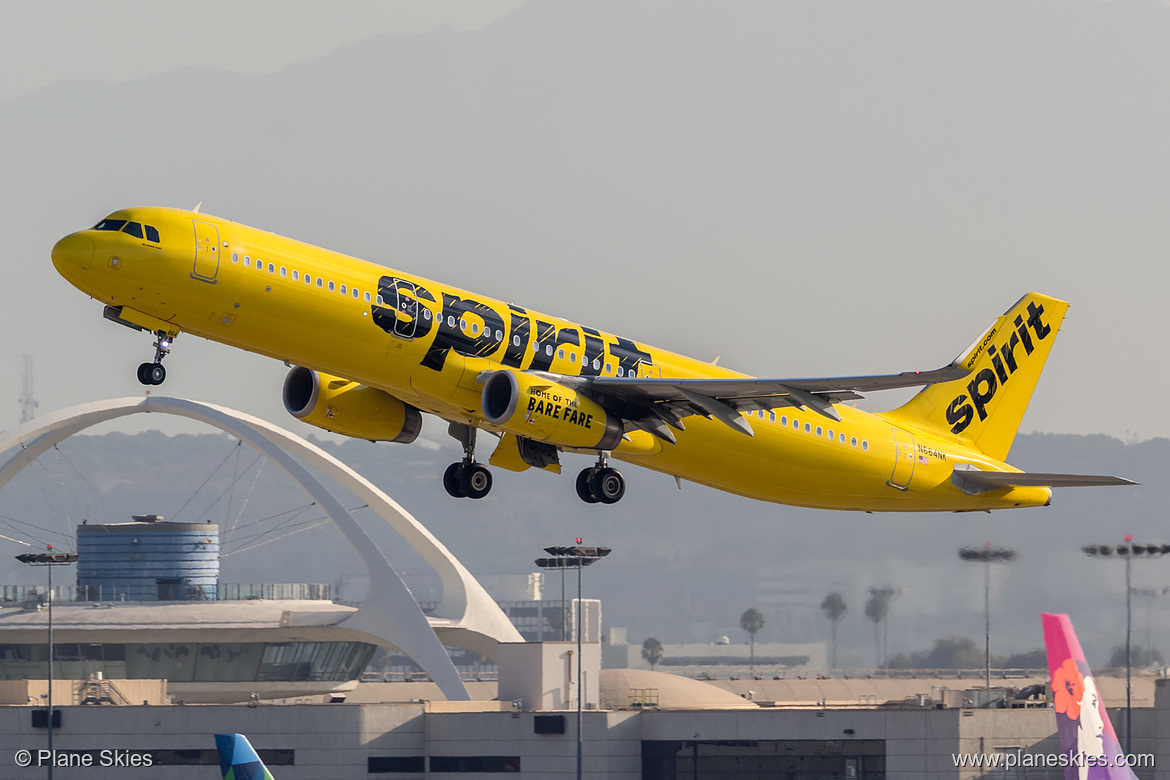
[268,263,275,274]
[93,219,126,231]
[423,309,431,320]
[316,278,323,288]
[244,256,251,267]
[793,419,799,429]
[816,426,822,437]
[827,429,834,440]
[448,316,456,328]
[471,323,479,335]
[280,267,287,277]
[593,359,600,371]
[605,363,612,374]
[757,410,764,419]
[328,281,335,291]
[496,330,503,341]
[839,433,846,443]
[557,348,565,359]
[851,437,857,447]
[570,353,577,363]
[513,335,521,347]
[617,367,624,376]
[781,416,788,426]
[353,288,359,299]
[122,222,144,238]
[545,345,553,356]
[292,270,299,281]
[459,320,467,332]
[256,261,264,271]
[376,295,384,305]
[862,440,869,451]
[769,412,776,423]
[145,225,160,242]
[340,284,347,295]
[804,423,811,433]
[364,291,371,302]
[532,342,540,352]
[232,253,239,263]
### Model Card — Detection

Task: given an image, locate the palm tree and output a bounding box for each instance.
[820,592,847,671]
[641,637,664,670]
[740,607,765,671]
[865,587,901,672]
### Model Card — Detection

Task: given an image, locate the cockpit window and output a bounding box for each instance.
[93,219,127,231]
[144,225,160,242]
[122,222,144,239]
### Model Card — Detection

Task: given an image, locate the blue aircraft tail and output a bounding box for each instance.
[215,733,275,780]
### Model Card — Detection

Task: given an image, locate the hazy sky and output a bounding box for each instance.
[1,1,1167,659]
[4,0,1169,447]
[0,1,530,101]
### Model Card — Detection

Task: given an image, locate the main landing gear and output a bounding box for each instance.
[576,453,625,505]
[137,332,174,386]
[443,423,493,500]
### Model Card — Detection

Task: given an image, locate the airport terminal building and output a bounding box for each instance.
[0,669,1166,779]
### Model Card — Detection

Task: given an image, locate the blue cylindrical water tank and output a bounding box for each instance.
[76,515,219,601]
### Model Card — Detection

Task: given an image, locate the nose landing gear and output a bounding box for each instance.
[576,453,625,505]
[137,332,174,386]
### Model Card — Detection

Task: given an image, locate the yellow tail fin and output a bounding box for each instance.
[886,293,1068,460]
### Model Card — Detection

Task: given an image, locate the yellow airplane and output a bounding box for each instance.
[51,207,1133,511]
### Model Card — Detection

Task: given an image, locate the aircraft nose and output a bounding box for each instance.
[51,232,94,276]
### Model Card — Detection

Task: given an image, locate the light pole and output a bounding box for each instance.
[1082,538,1170,756]
[1131,586,1170,663]
[958,544,1017,690]
[17,547,79,780]
[535,543,610,780]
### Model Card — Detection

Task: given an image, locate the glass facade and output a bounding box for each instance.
[0,641,375,683]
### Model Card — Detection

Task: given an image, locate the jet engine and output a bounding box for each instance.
[481,370,623,450]
[282,366,422,443]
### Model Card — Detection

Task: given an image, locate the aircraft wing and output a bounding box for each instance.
[953,466,1138,492]
[545,362,969,440]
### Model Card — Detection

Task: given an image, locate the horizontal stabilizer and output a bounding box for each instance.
[954,465,1137,493]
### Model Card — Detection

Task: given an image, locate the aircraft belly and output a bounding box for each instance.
[615,416,1036,512]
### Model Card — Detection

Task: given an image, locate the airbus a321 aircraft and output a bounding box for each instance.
[51,207,1133,511]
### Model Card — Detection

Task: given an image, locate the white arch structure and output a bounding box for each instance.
[0,396,522,701]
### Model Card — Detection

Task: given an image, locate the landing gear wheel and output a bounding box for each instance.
[443,463,466,498]
[576,468,600,503]
[137,362,166,386]
[591,467,625,504]
[459,463,493,500]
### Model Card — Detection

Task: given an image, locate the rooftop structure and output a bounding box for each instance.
[76,517,219,601]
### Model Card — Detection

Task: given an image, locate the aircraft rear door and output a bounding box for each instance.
[393,280,421,339]
[192,220,220,282]
[888,428,916,490]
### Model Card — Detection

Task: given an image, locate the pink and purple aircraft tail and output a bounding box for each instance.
[1042,612,1139,780]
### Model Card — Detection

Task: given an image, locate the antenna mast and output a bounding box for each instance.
[19,354,37,423]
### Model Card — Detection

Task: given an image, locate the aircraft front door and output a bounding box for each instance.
[888,428,916,490]
[393,281,421,339]
[192,220,220,282]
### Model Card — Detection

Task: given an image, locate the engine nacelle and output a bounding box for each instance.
[282,366,422,443]
[481,370,623,451]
